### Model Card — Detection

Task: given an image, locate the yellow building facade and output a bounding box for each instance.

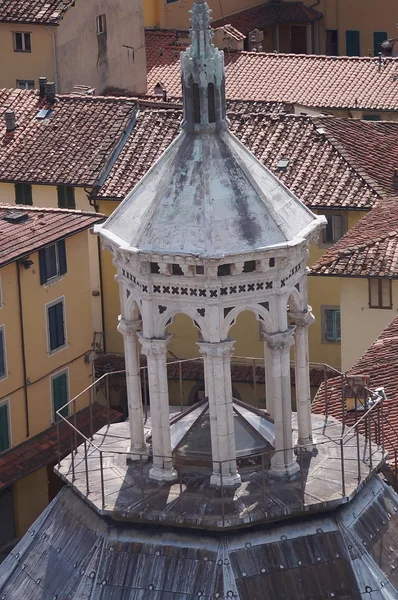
[0,205,103,555]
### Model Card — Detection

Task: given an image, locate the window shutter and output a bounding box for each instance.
[66,187,75,209]
[48,302,65,351]
[58,240,67,275]
[335,310,341,341]
[381,279,392,308]
[0,331,5,377]
[369,279,379,307]
[0,404,10,452]
[346,30,360,56]
[57,186,66,208]
[55,302,65,348]
[332,215,343,241]
[325,310,334,341]
[324,216,333,243]
[48,305,57,350]
[53,373,68,419]
[25,184,32,206]
[39,248,47,285]
[373,32,387,56]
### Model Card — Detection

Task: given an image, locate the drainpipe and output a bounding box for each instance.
[45,26,59,90]
[87,190,107,354]
[17,262,29,438]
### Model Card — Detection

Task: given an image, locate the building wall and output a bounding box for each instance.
[0,23,55,90]
[13,468,49,538]
[340,278,398,372]
[56,0,146,94]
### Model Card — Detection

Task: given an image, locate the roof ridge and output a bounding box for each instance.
[0,203,105,218]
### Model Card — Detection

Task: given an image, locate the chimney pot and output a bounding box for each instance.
[4,108,16,132]
[45,81,56,104]
[393,170,398,190]
[39,77,47,98]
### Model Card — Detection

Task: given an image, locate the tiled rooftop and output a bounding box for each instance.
[0,88,137,187]
[312,315,398,464]
[311,197,398,277]
[0,404,121,492]
[96,108,381,210]
[145,30,398,110]
[0,0,68,24]
[212,1,322,35]
[0,204,104,267]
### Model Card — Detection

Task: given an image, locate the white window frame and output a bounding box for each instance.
[45,296,67,355]
[96,14,106,35]
[0,398,11,453]
[50,367,70,425]
[13,31,31,52]
[0,325,8,381]
[16,80,35,90]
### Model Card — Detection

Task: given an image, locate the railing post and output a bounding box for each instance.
[324,364,328,417]
[340,373,345,428]
[179,456,183,514]
[100,450,105,509]
[179,362,183,412]
[299,446,305,506]
[140,453,145,505]
[261,453,266,509]
[70,433,75,482]
[143,367,148,421]
[89,384,94,441]
[106,375,110,426]
[73,395,77,454]
[220,462,225,527]
[356,424,361,483]
[84,439,90,495]
[252,359,258,408]
[340,438,346,497]
[368,413,373,470]
[56,416,61,469]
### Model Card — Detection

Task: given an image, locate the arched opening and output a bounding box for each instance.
[208,82,216,123]
[192,83,201,124]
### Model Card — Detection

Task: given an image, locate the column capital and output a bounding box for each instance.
[117,317,142,337]
[288,308,315,329]
[197,339,235,358]
[261,327,295,351]
[138,334,172,357]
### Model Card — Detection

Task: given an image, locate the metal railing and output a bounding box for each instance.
[54,356,397,523]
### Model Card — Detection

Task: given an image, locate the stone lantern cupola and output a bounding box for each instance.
[96,0,326,487]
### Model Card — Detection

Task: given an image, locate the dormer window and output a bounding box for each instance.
[150,262,160,274]
[243,260,256,273]
[218,264,231,276]
[172,264,184,276]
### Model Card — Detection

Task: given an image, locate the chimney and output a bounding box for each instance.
[39,76,47,98]
[45,81,56,104]
[4,108,16,132]
[393,169,398,190]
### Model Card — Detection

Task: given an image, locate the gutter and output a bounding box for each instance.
[45,26,58,90]
[16,261,29,438]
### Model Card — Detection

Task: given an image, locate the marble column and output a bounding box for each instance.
[139,336,177,482]
[117,318,146,458]
[198,340,241,488]
[262,328,299,477]
[289,310,315,449]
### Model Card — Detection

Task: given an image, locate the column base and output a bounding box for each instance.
[296,438,317,454]
[149,466,178,483]
[269,459,300,479]
[127,444,150,462]
[210,472,241,488]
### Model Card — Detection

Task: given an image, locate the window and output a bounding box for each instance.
[193,82,201,124]
[325,30,338,55]
[166,0,179,3]
[363,114,381,121]
[16,80,34,90]
[172,263,184,275]
[14,183,32,205]
[346,30,360,56]
[0,401,10,453]
[96,14,106,35]
[322,213,346,245]
[57,186,75,209]
[39,240,67,284]
[13,32,31,52]
[0,326,7,380]
[208,83,216,123]
[322,307,341,342]
[374,31,388,56]
[47,298,66,353]
[368,279,392,309]
[51,370,69,422]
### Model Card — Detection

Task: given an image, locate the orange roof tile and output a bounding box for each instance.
[145,31,398,111]
[0,0,68,24]
[312,316,398,464]
[311,197,398,277]
[96,108,381,211]
[0,204,104,267]
[0,88,138,187]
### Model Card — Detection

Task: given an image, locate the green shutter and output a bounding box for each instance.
[52,373,69,420]
[39,248,47,284]
[58,240,67,275]
[325,309,341,341]
[335,310,341,341]
[66,187,75,209]
[48,302,65,351]
[346,31,360,56]
[373,31,387,56]
[0,404,10,452]
[57,186,66,208]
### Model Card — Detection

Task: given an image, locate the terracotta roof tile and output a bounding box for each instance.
[212,1,322,35]
[0,403,121,491]
[311,197,398,277]
[0,0,68,24]
[0,89,138,187]
[96,108,380,211]
[0,204,104,267]
[312,316,398,464]
[145,31,398,111]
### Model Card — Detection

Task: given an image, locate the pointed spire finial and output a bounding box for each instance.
[180,0,227,132]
